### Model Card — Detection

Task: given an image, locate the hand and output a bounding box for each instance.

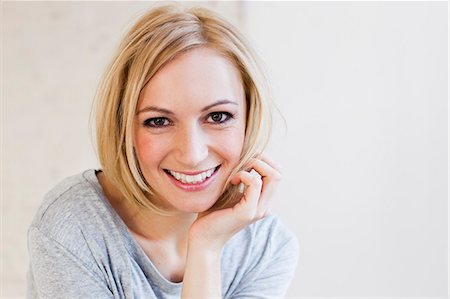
[188,154,282,252]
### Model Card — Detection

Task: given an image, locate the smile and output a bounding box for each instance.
[164,165,221,184]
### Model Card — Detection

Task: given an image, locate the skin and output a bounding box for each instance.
[134,47,246,214]
[98,47,281,297]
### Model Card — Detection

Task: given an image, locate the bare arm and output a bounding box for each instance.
[181,240,222,298]
[181,155,281,298]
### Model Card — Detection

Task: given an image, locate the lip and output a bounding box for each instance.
[165,166,217,176]
[164,165,221,192]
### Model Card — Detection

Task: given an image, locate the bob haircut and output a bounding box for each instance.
[94,3,273,215]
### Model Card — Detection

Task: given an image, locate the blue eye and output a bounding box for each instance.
[207,112,234,124]
[143,117,170,128]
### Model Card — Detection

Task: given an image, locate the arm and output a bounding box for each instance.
[181,155,284,298]
[181,239,222,298]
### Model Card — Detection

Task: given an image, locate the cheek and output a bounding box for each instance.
[214,127,246,161]
[134,132,168,167]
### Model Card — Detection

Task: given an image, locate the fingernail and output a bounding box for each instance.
[238,182,246,193]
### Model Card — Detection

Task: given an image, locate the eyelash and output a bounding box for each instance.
[143,112,235,128]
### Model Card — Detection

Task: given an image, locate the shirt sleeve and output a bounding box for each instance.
[27,226,113,299]
[229,233,299,299]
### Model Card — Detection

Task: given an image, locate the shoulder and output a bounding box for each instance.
[223,214,299,270]
[252,214,298,246]
[221,215,299,297]
[228,214,298,255]
[28,169,107,249]
[27,170,123,297]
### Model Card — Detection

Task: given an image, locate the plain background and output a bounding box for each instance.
[2,1,448,298]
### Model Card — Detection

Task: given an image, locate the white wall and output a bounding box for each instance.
[2,2,243,296]
[2,1,448,298]
[243,1,448,297]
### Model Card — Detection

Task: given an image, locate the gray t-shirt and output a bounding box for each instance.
[27,169,299,298]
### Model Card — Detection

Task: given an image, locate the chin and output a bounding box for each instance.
[180,199,218,213]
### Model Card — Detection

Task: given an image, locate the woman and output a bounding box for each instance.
[27,4,299,298]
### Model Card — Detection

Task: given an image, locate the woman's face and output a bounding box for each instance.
[134,47,246,213]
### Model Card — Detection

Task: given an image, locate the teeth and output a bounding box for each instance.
[168,167,217,184]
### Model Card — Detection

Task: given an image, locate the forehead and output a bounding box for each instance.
[138,47,245,109]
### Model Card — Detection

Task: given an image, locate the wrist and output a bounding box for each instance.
[187,233,224,257]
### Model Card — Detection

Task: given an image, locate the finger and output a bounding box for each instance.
[247,158,282,185]
[231,169,259,192]
[258,153,283,174]
[230,154,280,185]
[238,182,245,193]
[230,173,243,185]
[246,158,281,218]
[228,170,255,188]
[236,159,280,205]
[231,170,262,219]
[230,157,281,219]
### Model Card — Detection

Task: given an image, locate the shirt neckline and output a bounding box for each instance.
[82,169,184,293]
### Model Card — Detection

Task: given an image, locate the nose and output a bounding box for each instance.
[173,124,209,168]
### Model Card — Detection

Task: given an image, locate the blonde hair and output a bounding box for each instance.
[94,3,273,214]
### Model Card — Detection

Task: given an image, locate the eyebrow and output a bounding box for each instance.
[136,99,238,115]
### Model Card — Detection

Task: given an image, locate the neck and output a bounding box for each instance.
[97,171,197,244]
[131,207,197,243]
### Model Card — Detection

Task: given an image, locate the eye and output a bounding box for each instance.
[143,117,171,128]
[206,112,234,124]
